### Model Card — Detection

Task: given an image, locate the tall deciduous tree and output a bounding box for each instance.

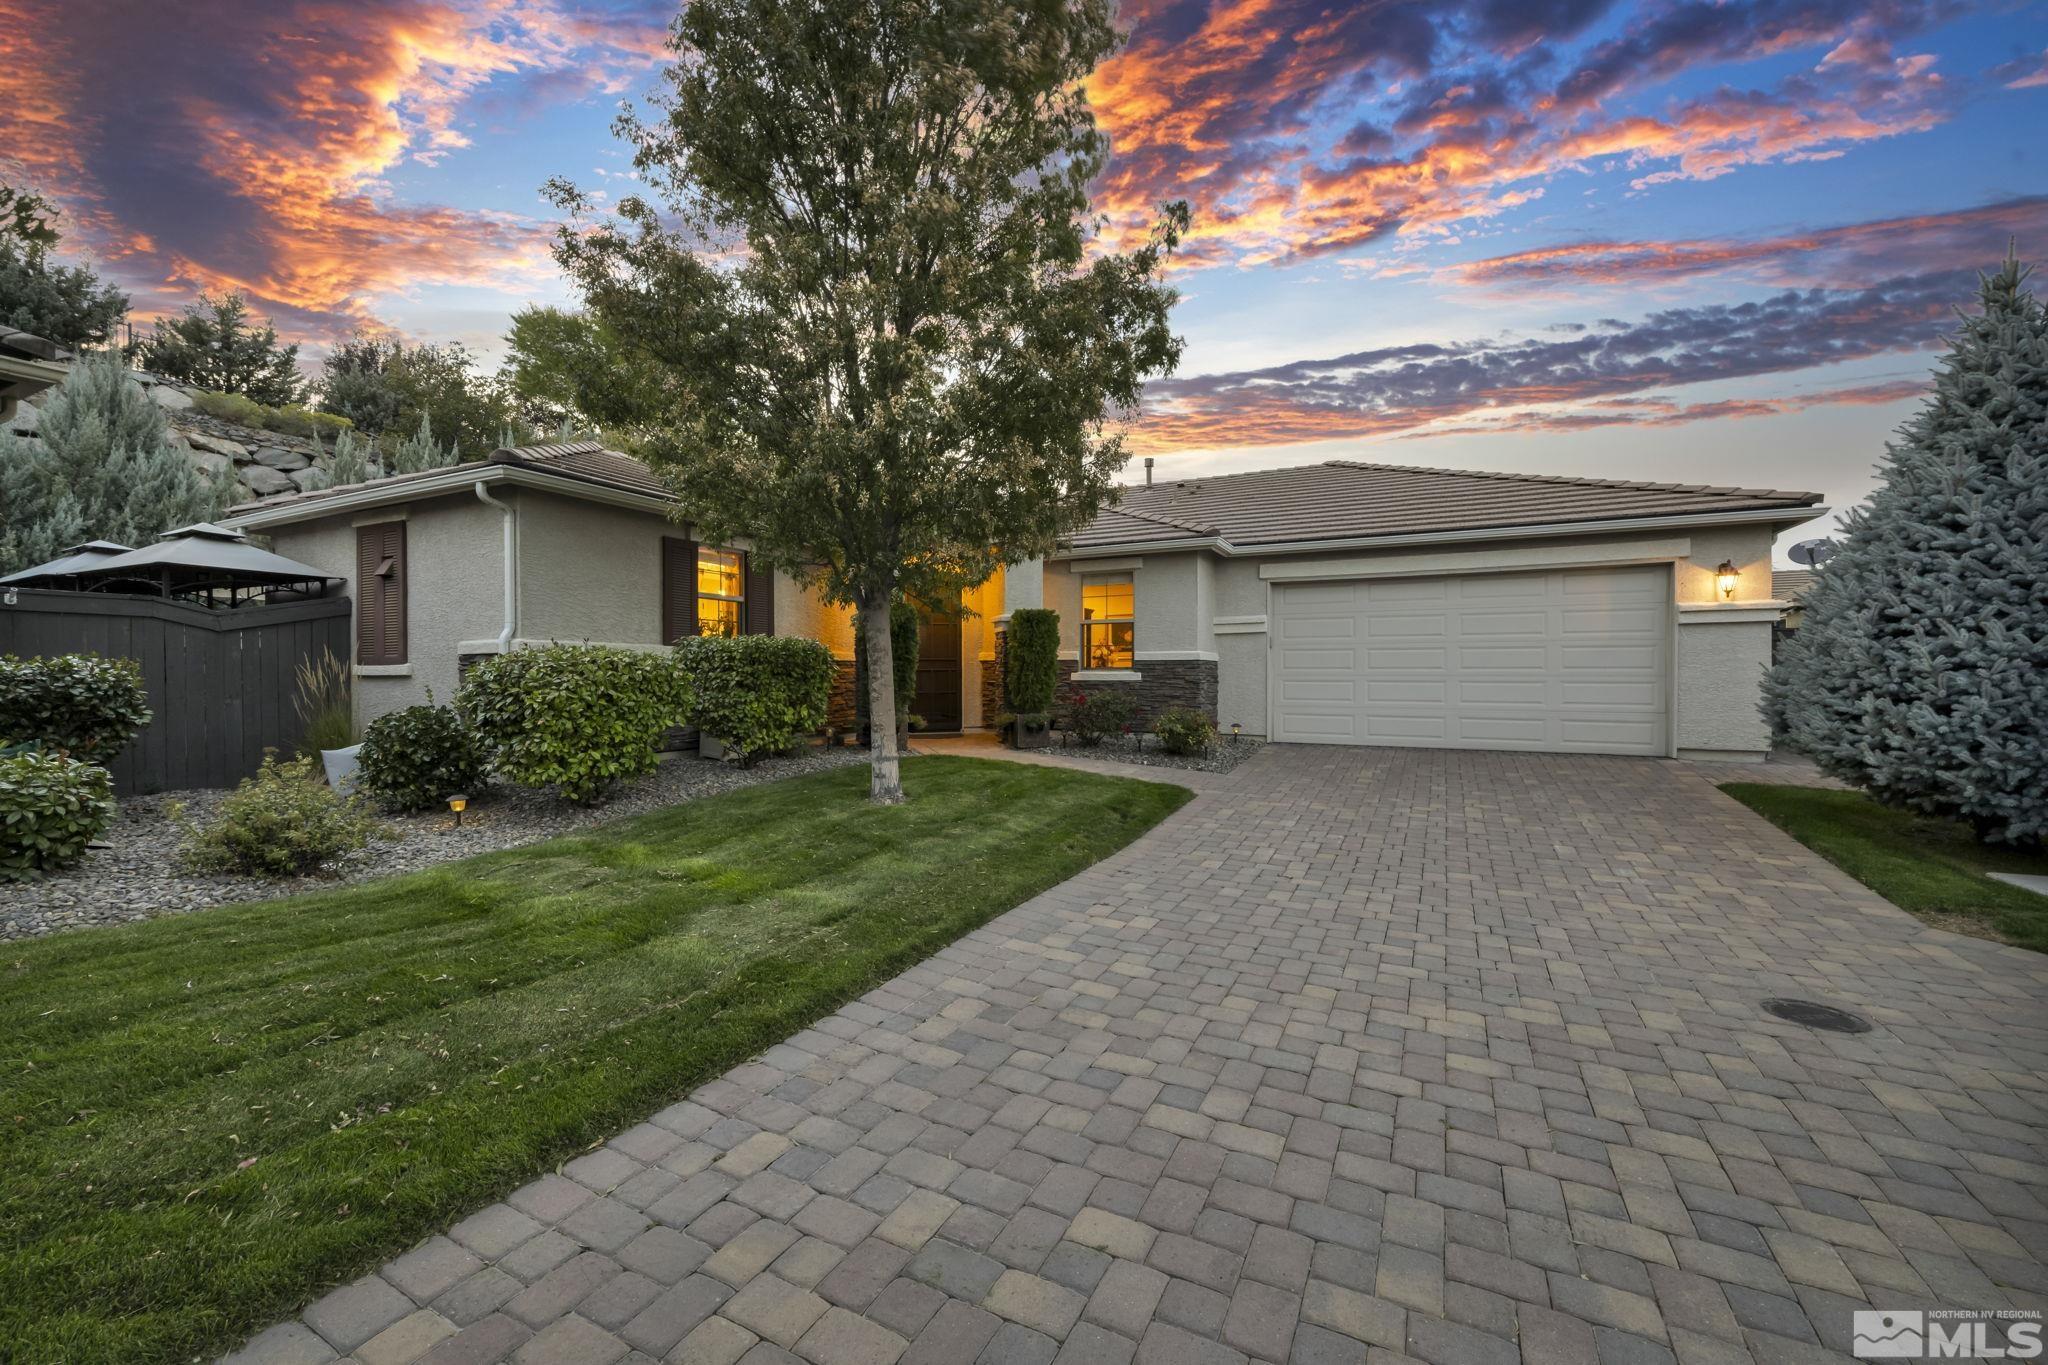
[0,353,234,573]
[135,292,306,405]
[498,305,664,437]
[549,0,1185,801]
[1764,256,2048,845]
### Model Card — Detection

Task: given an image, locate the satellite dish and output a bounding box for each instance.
[1788,539,1836,566]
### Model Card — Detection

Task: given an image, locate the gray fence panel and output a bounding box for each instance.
[0,588,352,794]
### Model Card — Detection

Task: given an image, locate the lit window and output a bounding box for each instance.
[697,547,744,636]
[1081,579,1134,669]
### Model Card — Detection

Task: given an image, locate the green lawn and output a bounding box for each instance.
[0,755,1189,1363]
[1722,783,2048,952]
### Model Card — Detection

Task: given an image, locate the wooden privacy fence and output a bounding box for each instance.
[0,587,352,794]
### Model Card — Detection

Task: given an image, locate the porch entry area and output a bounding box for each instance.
[913,608,962,733]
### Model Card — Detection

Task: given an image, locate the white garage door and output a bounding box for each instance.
[1271,565,1670,755]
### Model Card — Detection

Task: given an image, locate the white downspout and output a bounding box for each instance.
[474,480,517,653]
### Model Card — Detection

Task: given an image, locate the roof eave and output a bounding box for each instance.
[1057,503,1829,561]
[223,462,676,531]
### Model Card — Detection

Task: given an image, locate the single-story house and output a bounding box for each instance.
[1772,568,1816,631]
[224,442,1825,762]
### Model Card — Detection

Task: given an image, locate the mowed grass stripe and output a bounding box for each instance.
[1,755,1191,1363]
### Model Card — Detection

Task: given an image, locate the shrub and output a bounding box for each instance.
[0,653,152,761]
[0,750,114,880]
[1062,687,1136,746]
[292,649,356,755]
[190,389,353,440]
[462,644,691,803]
[1153,706,1216,757]
[1005,608,1059,715]
[677,635,836,763]
[357,702,491,812]
[180,753,382,877]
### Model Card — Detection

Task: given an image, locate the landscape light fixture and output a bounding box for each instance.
[448,793,468,827]
[1231,721,1242,742]
[1715,560,1740,600]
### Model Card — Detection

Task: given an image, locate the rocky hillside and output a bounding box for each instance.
[4,367,340,504]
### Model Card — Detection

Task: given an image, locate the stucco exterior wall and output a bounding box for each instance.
[1675,616,1775,759]
[515,492,671,645]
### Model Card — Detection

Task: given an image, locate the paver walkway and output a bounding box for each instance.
[230,746,2048,1365]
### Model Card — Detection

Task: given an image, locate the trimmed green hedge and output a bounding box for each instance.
[0,653,152,761]
[1005,608,1060,715]
[676,635,836,762]
[462,645,690,803]
[0,750,114,880]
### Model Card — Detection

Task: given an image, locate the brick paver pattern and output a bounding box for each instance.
[229,746,2048,1365]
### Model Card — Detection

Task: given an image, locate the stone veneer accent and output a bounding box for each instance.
[828,659,859,732]
[1056,657,1217,728]
[981,628,1008,721]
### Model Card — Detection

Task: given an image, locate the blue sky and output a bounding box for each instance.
[5,0,2045,557]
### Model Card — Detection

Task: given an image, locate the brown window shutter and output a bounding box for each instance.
[743,551,774,635]
[355,522,406,665]
[661,535,698,643]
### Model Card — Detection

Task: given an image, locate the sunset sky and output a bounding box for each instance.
[5,0,2045,558]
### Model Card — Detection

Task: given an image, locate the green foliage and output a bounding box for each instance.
[1062,686,1135,746]
[179,753,383,877]
[1005,609,1060,715]
[0,652,152,761]
[0,236,128,350]
[388,410,460,474]
[499,305,664,436]
[0,750,114,881]
[291,650,355,755]
[676,635,834,763]
[316,333,515,457]
[134,292,306,406]
[357,702,491,813]
[187,389,352,440]
[325,428,374,485]
[462,644,692,804]
[1152,705,1216,757]
[0,183,59,249]
[0,353,234,572]
[1764,256,2048,846]
[544,0,1184,797]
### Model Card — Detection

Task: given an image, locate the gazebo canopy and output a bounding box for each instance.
[41,524,337,604]
[0,540,133,585]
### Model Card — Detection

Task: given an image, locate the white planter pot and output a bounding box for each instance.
[321,744,363,795]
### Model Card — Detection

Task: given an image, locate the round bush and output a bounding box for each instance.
[0,750,115,880]
[180,753,383,877]
[1152,706,1216,756]
[357,702,491,812]
[0,653,152,761]
[462,644,691,804]
[677,635,835,763]
[1062,687,1136,746]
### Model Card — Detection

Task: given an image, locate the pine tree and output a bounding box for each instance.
[326,427,373,485]
[1765,256,2048,845]
[0,353,235,572]
[134,292,306,405]
[386,411,458,474]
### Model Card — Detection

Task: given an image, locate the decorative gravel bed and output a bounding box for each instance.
[2,745,869,941]
[1042,733,1266,775]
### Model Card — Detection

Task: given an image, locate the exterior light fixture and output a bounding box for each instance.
[448,793,469,827]
[1230,721,1242,742]
[1714,560,1739,600]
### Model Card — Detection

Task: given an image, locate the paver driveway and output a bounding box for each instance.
[232,747,2048,1365]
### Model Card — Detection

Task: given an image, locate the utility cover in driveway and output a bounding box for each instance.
[1270,564,1670,754]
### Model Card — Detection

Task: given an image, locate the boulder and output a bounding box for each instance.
[289,466,330,492]
[150,385,194,412]
[251,445,310,472]
[240,465,296,497]
[183,429,248,458]
[185,447,231,477]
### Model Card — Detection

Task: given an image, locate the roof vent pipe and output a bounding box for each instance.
[1144,457,1154,486]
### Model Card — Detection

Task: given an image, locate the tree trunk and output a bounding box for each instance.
[861,591,905,803]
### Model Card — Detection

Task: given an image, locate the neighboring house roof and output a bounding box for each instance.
[0,327,62,363]
[1069,459,1824,553]
[1773,569,1817,602]
[225,440,673,529]
[0,326,67,413]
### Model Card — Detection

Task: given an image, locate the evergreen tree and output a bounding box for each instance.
[0,182,129,349]
[134,292,306,405]
[1765,256,2048,846]
[0,353,234,572]
[326,427,374,485]
[386,412,458,474]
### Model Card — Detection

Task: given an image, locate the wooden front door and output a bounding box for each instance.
[914,611,963,733]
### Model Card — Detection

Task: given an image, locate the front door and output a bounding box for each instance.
[914,612,963,733]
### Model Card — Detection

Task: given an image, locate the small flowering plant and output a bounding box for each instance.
[1061,686,1137,747]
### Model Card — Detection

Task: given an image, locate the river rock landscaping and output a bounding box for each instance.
[1046,731,1265,775]
[2,744,866,940]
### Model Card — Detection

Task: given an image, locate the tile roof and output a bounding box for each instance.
[1069,459,1822,550]
[1773,568,1818,601]
[228,440,671,516]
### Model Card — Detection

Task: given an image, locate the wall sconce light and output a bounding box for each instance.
[448,793,469,827]
[1714,560,1739,600]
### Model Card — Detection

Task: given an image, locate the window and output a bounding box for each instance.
[1081,579,1134,669]
[355,521,406,665]
[696,547,744,636]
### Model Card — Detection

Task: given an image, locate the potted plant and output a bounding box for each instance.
[293,650,361,793]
